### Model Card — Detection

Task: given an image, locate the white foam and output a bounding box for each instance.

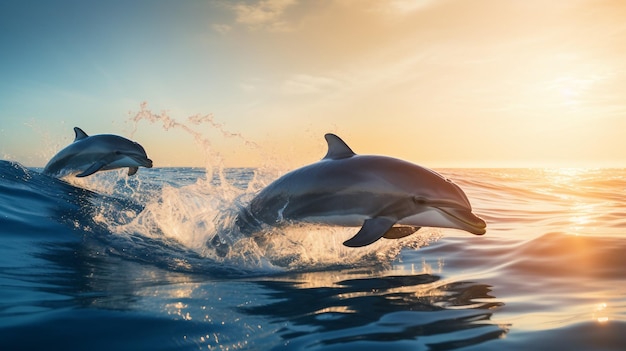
[84,104,440,271]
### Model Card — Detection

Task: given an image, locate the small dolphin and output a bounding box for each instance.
[43,127,153,178]
[236,133,486,247]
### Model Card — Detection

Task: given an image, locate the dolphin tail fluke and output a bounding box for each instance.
[76,162,106,177]
[343,217,396,247]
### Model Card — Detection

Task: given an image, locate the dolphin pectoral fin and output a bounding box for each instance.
[343,217,396,247]
[76,162,106,177]
[128,166,139,176]
[383,226,420,239]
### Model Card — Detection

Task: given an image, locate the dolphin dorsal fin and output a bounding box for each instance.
[73,127,89,141]
[323,133,356,160]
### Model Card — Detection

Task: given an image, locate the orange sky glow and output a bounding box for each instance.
[2,0,625,168]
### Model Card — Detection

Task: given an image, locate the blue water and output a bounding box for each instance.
[1,161,625,350]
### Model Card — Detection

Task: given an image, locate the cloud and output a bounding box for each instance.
[388,0,436,13]
[364,0,437,15]
[233,0,296,30]
[212,23,232,34]
[280,74,344,95]
[239,82,257,92]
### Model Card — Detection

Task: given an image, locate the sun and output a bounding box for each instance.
[546,75,598,107]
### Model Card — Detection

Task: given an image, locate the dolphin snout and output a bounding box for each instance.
[144,158,153,168]
[439,207,487,235]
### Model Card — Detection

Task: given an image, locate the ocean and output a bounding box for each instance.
[1,161,625,350]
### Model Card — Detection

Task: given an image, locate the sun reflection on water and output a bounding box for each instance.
[542,167,590,188]
[593,302,609,324]
[540,168,605,235]
[165,301,192,320]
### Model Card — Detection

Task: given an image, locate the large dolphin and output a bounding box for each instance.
[43,127,153,178]
[236,133,486,247]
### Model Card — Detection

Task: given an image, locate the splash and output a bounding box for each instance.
[91,167,442,273]
[83,103,439,273]
[128,102,261,185]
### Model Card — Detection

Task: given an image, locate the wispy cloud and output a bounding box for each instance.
[387,0,437,13]
[364,0,436,15]
[233,0,297,31]
[280,74,345,95]
[212,23,232,34]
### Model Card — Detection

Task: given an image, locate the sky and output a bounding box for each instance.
[1,0,625,168]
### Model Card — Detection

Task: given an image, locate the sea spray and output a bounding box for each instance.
[80,103,441,272]
[128,101,262,185]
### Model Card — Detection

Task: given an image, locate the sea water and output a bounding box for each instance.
[1,162,625,350]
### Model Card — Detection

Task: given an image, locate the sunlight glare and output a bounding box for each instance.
[568,202,598,234]
[593,302,609,324]
[543,168,587,191]
[545,75,598,108]
[542,168,601,235]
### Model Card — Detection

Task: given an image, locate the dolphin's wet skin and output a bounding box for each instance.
[226,133,486,251]
[43,127,153,178]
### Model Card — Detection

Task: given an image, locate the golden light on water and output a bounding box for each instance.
[567,201,601,235]
[165,301,192,321]
[539,168,604,235]
[543,168,590,185]
[593,302,609,324]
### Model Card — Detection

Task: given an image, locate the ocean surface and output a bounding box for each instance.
[1,161,625,350]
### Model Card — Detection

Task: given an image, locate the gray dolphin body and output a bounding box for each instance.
[43,127,153,178]
[237,133,486,247]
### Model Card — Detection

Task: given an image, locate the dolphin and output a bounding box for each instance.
[236,133,486,247]
[43,127,153,178]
